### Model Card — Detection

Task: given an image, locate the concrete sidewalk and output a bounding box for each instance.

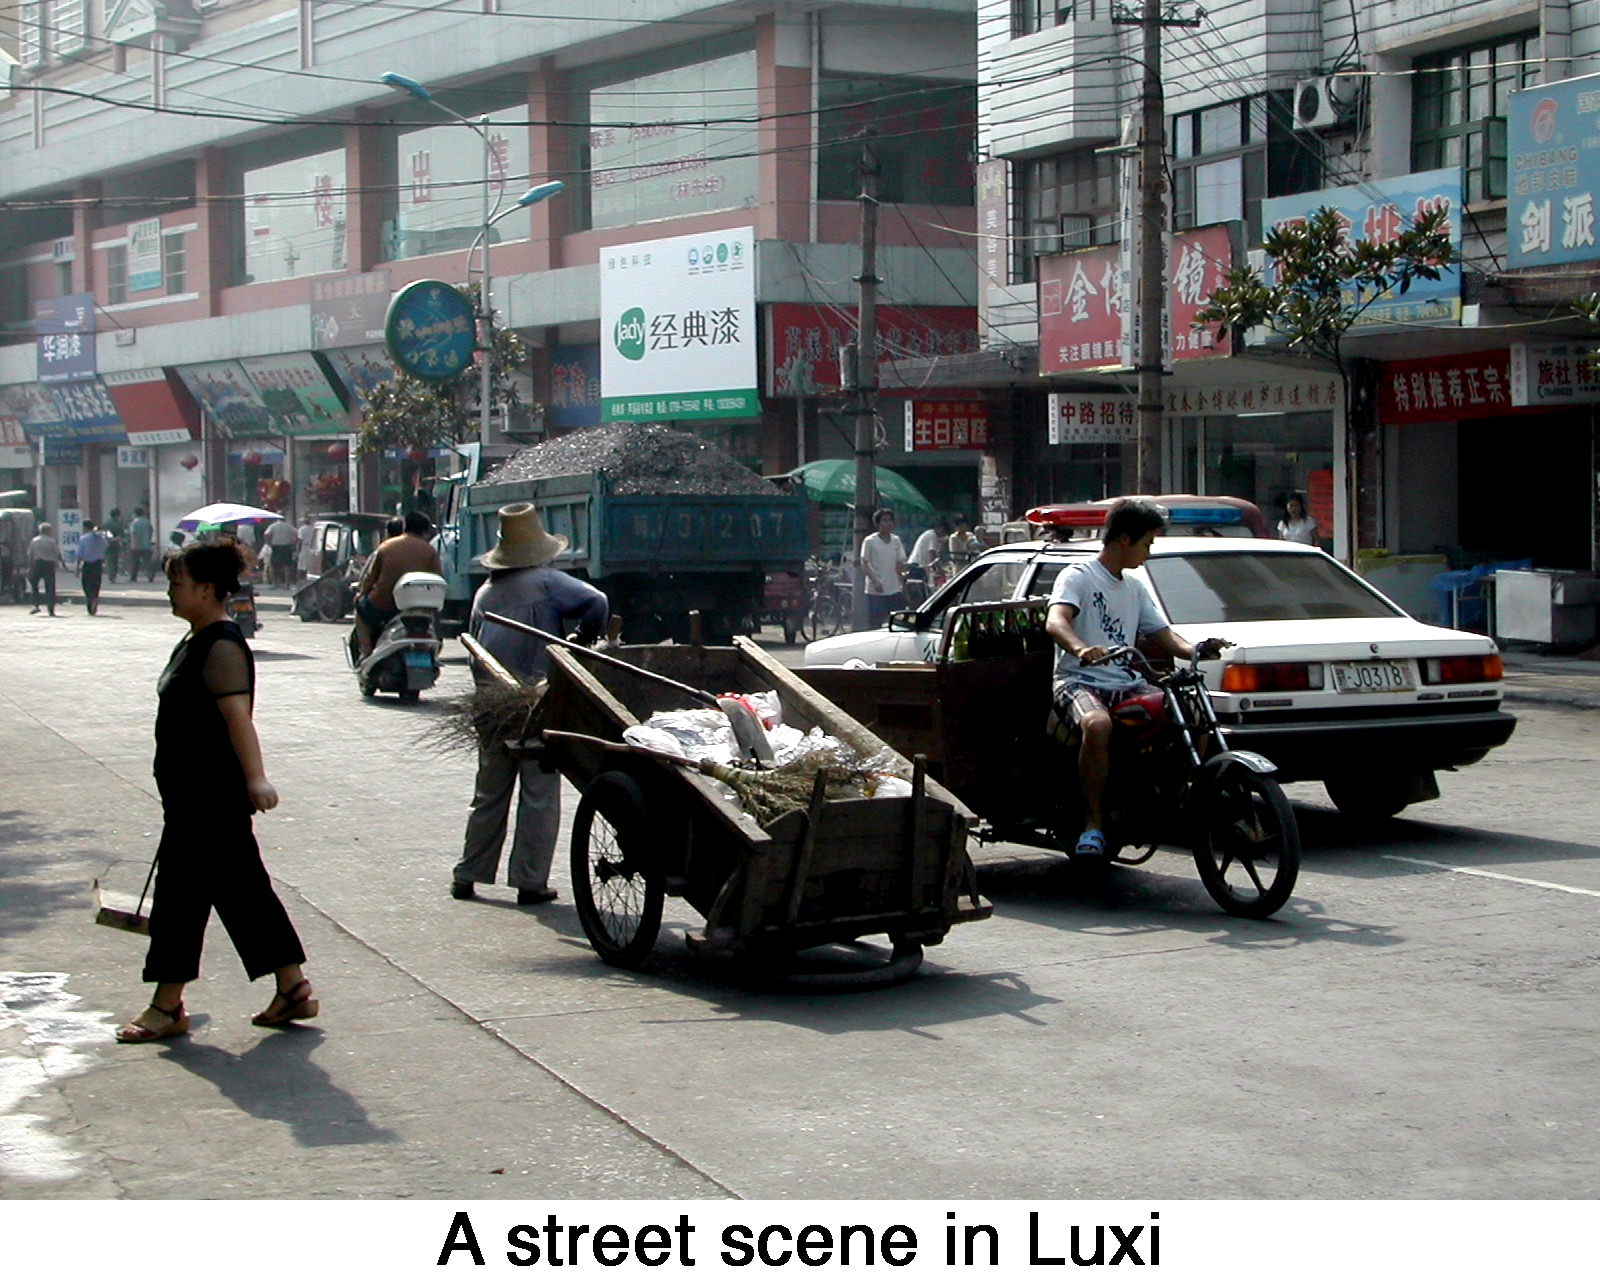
[31,567,296,613]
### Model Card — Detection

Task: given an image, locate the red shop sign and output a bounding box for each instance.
[767,304,980,395]
[1377,350,1537,424]
[901,397,990,451]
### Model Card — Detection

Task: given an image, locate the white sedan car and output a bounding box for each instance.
[805,537,1516,819]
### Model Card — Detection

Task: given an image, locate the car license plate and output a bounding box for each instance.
[1332,660,1412,694]
[403,650,433,668]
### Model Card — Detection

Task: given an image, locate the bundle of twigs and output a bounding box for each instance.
[542,730,880,827]
[421,678,549,755]
[419,633,548,756]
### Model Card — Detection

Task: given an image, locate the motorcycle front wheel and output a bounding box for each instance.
[1191,763,1300,919]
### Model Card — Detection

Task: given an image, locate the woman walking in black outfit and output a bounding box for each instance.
[116,542,317,1043]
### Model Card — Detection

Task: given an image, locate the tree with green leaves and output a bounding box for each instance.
[1194,205,1456,556]
[356,284,534,456]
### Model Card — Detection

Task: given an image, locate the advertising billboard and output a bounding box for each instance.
[1260,170,1462,326]
[600,227,757,422]
[1507,74,1600,269]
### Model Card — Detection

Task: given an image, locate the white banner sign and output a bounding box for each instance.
[1048,392,1138,445]
[128,218,163,293]
[1509,341,1600,406]
[600,227,758,422]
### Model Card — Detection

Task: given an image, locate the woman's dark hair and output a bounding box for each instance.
[386,516,404,537]
[872,507,895,525]
[1102,497,1168,546]
[165,541,242,600]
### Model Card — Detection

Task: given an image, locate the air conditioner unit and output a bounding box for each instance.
[1293,74,1364,131]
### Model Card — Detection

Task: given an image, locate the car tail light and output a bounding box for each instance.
[1220,662,1324,693]
[1421,654,1503,685]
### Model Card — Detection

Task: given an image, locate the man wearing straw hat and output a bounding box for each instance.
[451,503,609,905]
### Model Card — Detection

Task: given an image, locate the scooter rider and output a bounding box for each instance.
[1045,498,1227,858]
[355,511,442,659]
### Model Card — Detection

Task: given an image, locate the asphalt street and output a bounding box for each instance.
[2,590,1598,1200]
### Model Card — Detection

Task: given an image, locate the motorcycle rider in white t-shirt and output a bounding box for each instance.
[1045,498,1228,858]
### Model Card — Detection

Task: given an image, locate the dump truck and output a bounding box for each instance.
[434,426,808,643]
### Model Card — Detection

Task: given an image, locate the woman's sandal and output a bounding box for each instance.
[251,979,319,1027]
[115,1001,189,1044]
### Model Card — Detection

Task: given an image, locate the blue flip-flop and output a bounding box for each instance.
[1075,828,1106,856]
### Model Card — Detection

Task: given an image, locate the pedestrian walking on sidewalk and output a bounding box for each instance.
[451,503,608,906]
[76,519,108,614]
[26,521,63,616]
[128,507,156,580]
[115,541,317,1043]
[104,508,126,582]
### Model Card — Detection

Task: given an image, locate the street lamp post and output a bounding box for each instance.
[380,73,564,443]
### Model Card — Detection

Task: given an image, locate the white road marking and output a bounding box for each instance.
[0,972,116,1183]
[1384,855,1600,899]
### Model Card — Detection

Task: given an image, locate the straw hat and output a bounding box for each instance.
[478,502,567,569]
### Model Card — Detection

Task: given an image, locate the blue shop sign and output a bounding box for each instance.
[1260,169,1463,327]
[48,377,126,444]
[385,280,477,382]
[35,293,97,384]
[549,344,602,429]
[1507,74,1600,268]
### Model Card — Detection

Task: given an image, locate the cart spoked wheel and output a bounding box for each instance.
[752,935,924,992]
[571,771,664,968]
[1192,763,1300,919]
[315,578,344,623]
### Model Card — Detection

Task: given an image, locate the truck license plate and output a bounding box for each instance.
[1332,660,1412,693]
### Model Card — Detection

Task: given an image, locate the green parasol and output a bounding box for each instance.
[783,459,934,514]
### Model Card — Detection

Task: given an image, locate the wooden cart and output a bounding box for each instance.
[538,636,991,978]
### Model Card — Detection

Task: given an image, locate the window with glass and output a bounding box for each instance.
[162,233,188,294]
[1011,0,1102,37]
[1169,92,1318,243]
[1013,149,1117,282]
[1412,32,1537,203]
[385,106,531,260]
[234,138,347,285]
[106,244,128,305]
[817,74,976,206]
[571,39,759,232]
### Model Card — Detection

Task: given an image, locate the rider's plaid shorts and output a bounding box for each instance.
[1050,680,1153,730]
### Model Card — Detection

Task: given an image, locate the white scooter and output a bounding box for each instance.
[347,571,448,702]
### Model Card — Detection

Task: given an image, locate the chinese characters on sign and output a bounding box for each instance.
[549,344,603,430]
[1260,170,1463,326]
[1047,393,1136,445]
[1037,227,1232,375]
[600,228,757,422]
[1378,352,1524,423]
[975,160,1008,296]
[1508,76,1600,269]
[1508,341,1600,406]
[128,218,163,293]
[901,398,991,451]
[1164,378,1340,417]
[35,293,96,384]
[766,305,980,395]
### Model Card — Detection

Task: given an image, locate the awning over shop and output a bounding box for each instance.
[239,352,350,436]
[175,360,273,438]
[0,378,126,446]
[102,367,201,445]
[319,344,395,409]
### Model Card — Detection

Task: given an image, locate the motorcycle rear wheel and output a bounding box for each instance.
[1191,764,1300,919]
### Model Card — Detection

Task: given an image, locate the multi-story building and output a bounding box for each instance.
[0,0,982,552]
[971,0,1600,583]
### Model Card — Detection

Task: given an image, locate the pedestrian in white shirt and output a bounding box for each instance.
[907,519,949,602]
[859,507,908,627]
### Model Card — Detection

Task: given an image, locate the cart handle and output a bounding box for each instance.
[483,612,720,709]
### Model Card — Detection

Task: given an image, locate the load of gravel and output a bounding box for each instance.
[482,424,774,496]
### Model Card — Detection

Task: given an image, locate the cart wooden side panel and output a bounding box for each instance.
[801,649,1053,818]
[541,637,987,958]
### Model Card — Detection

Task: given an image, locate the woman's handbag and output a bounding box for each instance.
[93,859,157,936]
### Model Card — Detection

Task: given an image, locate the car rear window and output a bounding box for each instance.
[1143,551,1402,623]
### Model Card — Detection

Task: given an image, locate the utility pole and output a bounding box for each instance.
[1114,1,1202,493]
[850,134,880,632]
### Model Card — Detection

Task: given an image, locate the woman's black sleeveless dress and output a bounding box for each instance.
[142,620,305,984]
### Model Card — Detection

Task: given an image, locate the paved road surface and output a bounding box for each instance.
[1,603,1597,1200]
